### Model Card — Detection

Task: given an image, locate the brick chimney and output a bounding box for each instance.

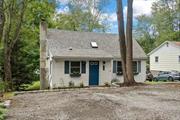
[40,21,48,89]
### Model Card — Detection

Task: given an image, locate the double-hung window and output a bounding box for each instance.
[70,62,80,74]
[113,61,122,75]
[64,61,86,76]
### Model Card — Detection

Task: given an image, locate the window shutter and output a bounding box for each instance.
[138,61,141,73]
[81,61,86,73]
[113,61,116,73]
[64,61,69,74]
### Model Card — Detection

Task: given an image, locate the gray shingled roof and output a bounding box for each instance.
[47,29,147,59]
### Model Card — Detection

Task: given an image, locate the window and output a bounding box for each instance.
[64,61,86,74]
[113,61,122,75]
[179,56,180,62]
[81,61,86,73]
[90,42,98,48]
[71,62,80,74]
[117,61,122,73]
[155,56,159,62]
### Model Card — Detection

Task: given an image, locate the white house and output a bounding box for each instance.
[40,23,147,89]
[148,41,180,73]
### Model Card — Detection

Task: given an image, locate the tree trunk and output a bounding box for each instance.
[0,0,4,40]
[126,0,136,84]
[116,0,128,83]
[4,46,12,91]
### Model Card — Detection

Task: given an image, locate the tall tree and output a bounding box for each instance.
[55,0,109,32]
[117,0,135,85]
[1,0,27,91]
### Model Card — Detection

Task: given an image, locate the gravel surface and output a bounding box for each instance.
[7,83,180,120]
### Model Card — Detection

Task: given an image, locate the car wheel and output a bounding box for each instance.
[168,77,174,81]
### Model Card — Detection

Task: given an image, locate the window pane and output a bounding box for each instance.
[155,56,159,62]
[81,61,86,73]
[71,62,80,73]
[64,61,69,74]
[117,61,122,72]
[133,61,137,73]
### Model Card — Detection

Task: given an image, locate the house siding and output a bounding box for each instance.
[48,58,146,89]
[150,43,180,72]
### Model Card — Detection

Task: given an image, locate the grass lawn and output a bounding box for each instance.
[25,81,40,91]
[145,81,166,85]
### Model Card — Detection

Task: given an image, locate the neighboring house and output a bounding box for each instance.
[148,41,180,74]
[40,23,147,89]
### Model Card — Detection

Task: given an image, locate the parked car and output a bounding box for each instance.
[146,71,154,81]
[153,71,180,81]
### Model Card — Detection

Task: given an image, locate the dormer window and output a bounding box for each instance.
[91,42,98,48]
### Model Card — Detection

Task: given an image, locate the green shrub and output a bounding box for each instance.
[111,78,119,84]
[0,103,6,120]
[0,82,5,92]
[104,82,110,87]
[69,81,74,88]
[25,81,40,91]
[79,82,84,88]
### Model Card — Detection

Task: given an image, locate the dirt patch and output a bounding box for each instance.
[6,83,180,120]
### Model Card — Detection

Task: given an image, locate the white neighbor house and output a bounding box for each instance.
[40,25,147,89]
[148,41,180,73]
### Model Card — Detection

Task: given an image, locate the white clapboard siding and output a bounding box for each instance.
[149,41,180,72]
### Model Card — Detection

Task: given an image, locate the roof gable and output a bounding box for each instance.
[148,41,180,56]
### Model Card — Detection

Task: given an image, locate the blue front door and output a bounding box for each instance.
[89,61,99,86]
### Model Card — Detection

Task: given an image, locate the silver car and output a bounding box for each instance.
[154,71,180,81]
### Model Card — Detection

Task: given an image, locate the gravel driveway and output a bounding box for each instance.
[7,83,180,120]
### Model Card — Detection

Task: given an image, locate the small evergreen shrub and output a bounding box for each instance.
[79,82,84,88]
[104,82,110,87]
[69,81,74,87]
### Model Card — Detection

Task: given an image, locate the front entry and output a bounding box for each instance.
[89,61,99,86]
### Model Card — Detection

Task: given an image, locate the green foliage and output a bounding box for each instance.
[104,82,110,87]
[0,82,5,92]
[79,82,84,88]
[69,81,75,87]
[25,81,40,91]
[135,0,180,53]
[0,106,6,120]
[4,0,55,91]
[55,0,109,32]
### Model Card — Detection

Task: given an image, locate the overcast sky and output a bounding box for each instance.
[57,0,155,33]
